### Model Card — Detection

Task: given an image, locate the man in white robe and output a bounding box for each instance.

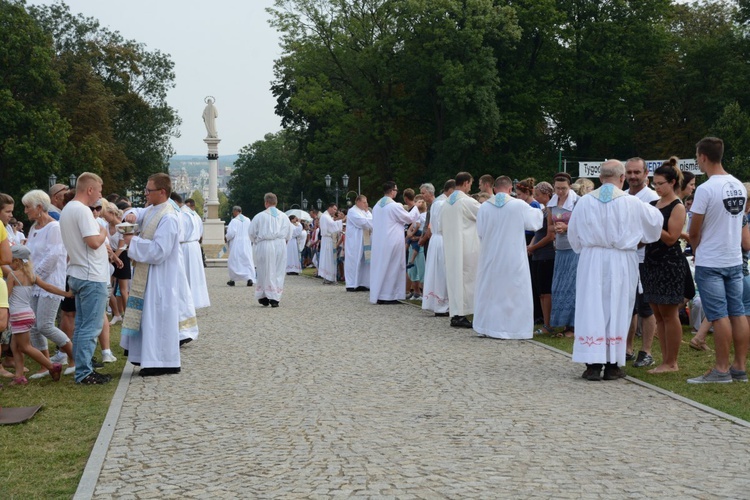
[250,193,293,307]
[422,180,454,316]
[473,176,543,339]
[568,160,663,381]
[318,203,344,284]
[345,195,373,292]
[181,199,210,310]
[369,181,420,304]
[121,173,199,375]
[286,215,304,274]
[226,206,255,286]
[441,172,481,328]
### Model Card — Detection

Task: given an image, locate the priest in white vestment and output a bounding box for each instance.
[226,206,255,286]
[441,172,481,328]
[121,174,198,375]
[250,193,294,307]
[369,181,420,304]
[286,216,304,274]
[345,195,373,291]
[422,181,455,315]
[568,160,663,381]
[473,177,544,339]
[181,201,210,309]
[318,203,344,284]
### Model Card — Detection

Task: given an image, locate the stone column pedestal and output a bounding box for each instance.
[202,137,226,247]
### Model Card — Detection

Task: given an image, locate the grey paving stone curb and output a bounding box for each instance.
[529,339,750,428]
[74,361,135,500]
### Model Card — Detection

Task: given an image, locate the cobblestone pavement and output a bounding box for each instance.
[92,268,750,499]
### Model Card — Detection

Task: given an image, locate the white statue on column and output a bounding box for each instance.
[202,96,218,138]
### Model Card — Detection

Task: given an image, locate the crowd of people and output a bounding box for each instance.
[3,137,746,388]
[273,136,747,384]
[0,172,210,386]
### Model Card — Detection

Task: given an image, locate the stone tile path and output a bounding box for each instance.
[88,268,750,498]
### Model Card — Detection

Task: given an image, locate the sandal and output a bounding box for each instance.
[10,376,28,386]
[534,325,554,336]
[562,328,575,338]
[689,338,710,351]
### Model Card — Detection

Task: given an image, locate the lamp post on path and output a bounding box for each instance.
[325,174,349,206]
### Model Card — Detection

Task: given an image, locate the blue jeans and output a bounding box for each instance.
[694,265,744,322]
[68,277,107,382]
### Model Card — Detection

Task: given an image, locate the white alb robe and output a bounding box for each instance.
[344,205,373,289]
[180,205,210,309]
[473,194,543,339]
[226,214,256,282]
[369,197,419,303]
[121,203,198,366]
[250,207,293,301]
[318,212,342,281]
[286,223,303,273]
[568,184,663,365]
[422,194,449,313]
[441,191,481,316]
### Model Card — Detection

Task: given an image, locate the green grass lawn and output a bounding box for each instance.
[0,326,125,499]
[532,326,750,422]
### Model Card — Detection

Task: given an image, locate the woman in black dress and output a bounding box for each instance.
[642,158,687,373]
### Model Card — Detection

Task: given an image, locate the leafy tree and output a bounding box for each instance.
[712,101,750,181]
[29,1,181,194]
[0,0,70,215]
[190,189,205,217]
[227,131,300,217]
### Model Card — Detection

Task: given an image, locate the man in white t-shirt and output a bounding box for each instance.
[624,157,660,368]
[59,172,112,385]
[687,137,749,384]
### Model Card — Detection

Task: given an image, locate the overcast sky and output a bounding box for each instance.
[29,0,283,156]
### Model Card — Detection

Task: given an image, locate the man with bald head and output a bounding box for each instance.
[48,184,68,220]
[568,160,663,381]
[59,173,110,384]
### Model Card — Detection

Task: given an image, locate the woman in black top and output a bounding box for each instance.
[641,158,687,374]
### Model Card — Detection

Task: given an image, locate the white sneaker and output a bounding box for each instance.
[102,352,117,363]
[50,351,68,365]
[64,366,76,376]
[109,315,122,326]
[29,370,50,380]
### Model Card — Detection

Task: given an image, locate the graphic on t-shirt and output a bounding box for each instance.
[723,181,746,216]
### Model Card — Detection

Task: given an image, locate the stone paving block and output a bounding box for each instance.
[90,269,750,498]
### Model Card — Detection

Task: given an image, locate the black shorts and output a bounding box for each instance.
[113,251,131,280]
[60,279,75,313]
[532,259,555,295]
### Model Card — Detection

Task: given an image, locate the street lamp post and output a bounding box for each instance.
[325,174,349,206]
[69,174,77,188]
[49,174,57,189]
[302,198,308,210]
[316,198,322,210]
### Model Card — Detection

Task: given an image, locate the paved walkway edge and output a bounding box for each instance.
[529,339,750,428]
[74,362,135,500]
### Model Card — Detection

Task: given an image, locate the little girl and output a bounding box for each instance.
[6,245,72,385]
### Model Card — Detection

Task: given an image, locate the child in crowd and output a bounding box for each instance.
[5,245,72,385]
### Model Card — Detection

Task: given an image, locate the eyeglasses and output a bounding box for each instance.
[144,187,162,194]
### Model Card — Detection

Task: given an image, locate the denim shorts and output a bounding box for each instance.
[695,265,745,321]
[743,274,750,316]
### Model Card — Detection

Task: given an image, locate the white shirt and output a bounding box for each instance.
[60,200,110,283]
[630,186,659,263]
[691,174,746,268]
